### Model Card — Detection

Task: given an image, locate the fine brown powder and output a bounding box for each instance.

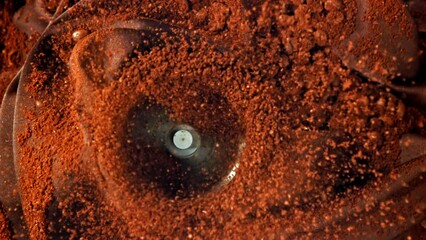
[0,0,425,239]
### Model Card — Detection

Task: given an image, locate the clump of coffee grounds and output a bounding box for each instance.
[1,2,22,103]
[1,0,425,239]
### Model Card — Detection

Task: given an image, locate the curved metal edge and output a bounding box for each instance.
[0,69,28,239]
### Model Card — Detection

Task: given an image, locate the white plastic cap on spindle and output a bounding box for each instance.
[173,129,194,150]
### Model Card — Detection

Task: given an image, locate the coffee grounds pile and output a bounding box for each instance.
[0,1,32,105]
[1,0,425,239]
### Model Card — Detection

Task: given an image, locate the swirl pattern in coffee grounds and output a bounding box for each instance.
[0,0,425,239]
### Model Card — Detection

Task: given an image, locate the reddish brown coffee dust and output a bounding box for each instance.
[1,0,425,239]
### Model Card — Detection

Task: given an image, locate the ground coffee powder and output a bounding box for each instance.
[0,0,425,239]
